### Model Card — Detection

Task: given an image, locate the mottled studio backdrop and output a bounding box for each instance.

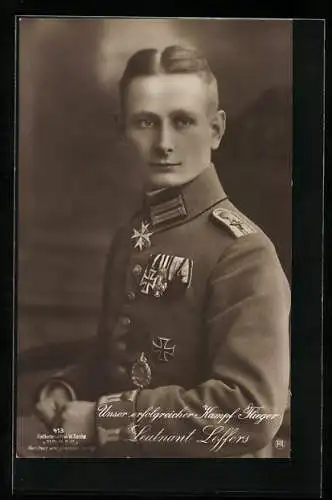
[17,18,292,413]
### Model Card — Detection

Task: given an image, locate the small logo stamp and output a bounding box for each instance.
[274,438,285,449]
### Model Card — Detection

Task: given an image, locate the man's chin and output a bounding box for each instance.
[148,171,184,190]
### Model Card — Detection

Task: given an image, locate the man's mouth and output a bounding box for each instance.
[149,162,181,168]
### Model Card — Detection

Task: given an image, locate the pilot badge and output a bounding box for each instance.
[131,352,152,388]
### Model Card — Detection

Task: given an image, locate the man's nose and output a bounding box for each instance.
[154,124,174,156]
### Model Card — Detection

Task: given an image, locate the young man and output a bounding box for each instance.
[35,45,290,458]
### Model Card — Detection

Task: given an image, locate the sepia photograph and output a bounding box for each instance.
[16,17,292,459]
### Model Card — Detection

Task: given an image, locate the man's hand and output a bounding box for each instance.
[36,394,96,446]
[35,385,73,429]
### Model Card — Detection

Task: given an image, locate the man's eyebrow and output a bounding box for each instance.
[130,111,160,119]
[131,109,198,117]
[169,109,198,118]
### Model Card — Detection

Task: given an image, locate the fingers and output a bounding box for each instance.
[35,383,74,428]
[34,400,96,447]
[35,397,58,430]
[35,396,67,430]
[50,387,72,407]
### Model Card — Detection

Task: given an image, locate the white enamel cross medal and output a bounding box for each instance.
[131,221,153,251]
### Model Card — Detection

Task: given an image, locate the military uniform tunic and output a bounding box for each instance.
[40,164,290,458]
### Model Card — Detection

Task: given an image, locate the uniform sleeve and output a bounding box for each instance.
[96,233,290,457]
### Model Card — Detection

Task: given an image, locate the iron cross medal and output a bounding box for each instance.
[152,337,176,362]
[131,221,153,251]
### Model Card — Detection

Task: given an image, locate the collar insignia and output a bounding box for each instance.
[149,194,187,228]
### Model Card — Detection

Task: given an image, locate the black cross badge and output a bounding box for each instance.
[140,268,158,295]
[152,337,176,362]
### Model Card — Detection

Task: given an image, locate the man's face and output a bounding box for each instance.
[122,73,225,189]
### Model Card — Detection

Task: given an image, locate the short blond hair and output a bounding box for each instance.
[119,45,219,113]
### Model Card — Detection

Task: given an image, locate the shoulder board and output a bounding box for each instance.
[211,208,257,238]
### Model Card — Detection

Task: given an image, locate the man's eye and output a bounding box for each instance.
[138,119,155,129]
[174,117,194,129]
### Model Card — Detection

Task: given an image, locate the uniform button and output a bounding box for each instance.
[127,291,136,301]
[120,317,131,328]
[133,264,143,277]
[115,366,127,377]
[116,341,127,352]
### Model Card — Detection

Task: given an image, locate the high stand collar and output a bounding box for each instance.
[143,163,228,232]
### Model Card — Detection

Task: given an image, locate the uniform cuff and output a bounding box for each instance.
[95,390,140,456]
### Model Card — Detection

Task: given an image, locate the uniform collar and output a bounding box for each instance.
[143,163,227,231]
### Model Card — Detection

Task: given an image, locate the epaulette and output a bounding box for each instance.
[211,208,257,238]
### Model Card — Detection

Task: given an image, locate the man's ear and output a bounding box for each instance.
[210,109,226,151]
